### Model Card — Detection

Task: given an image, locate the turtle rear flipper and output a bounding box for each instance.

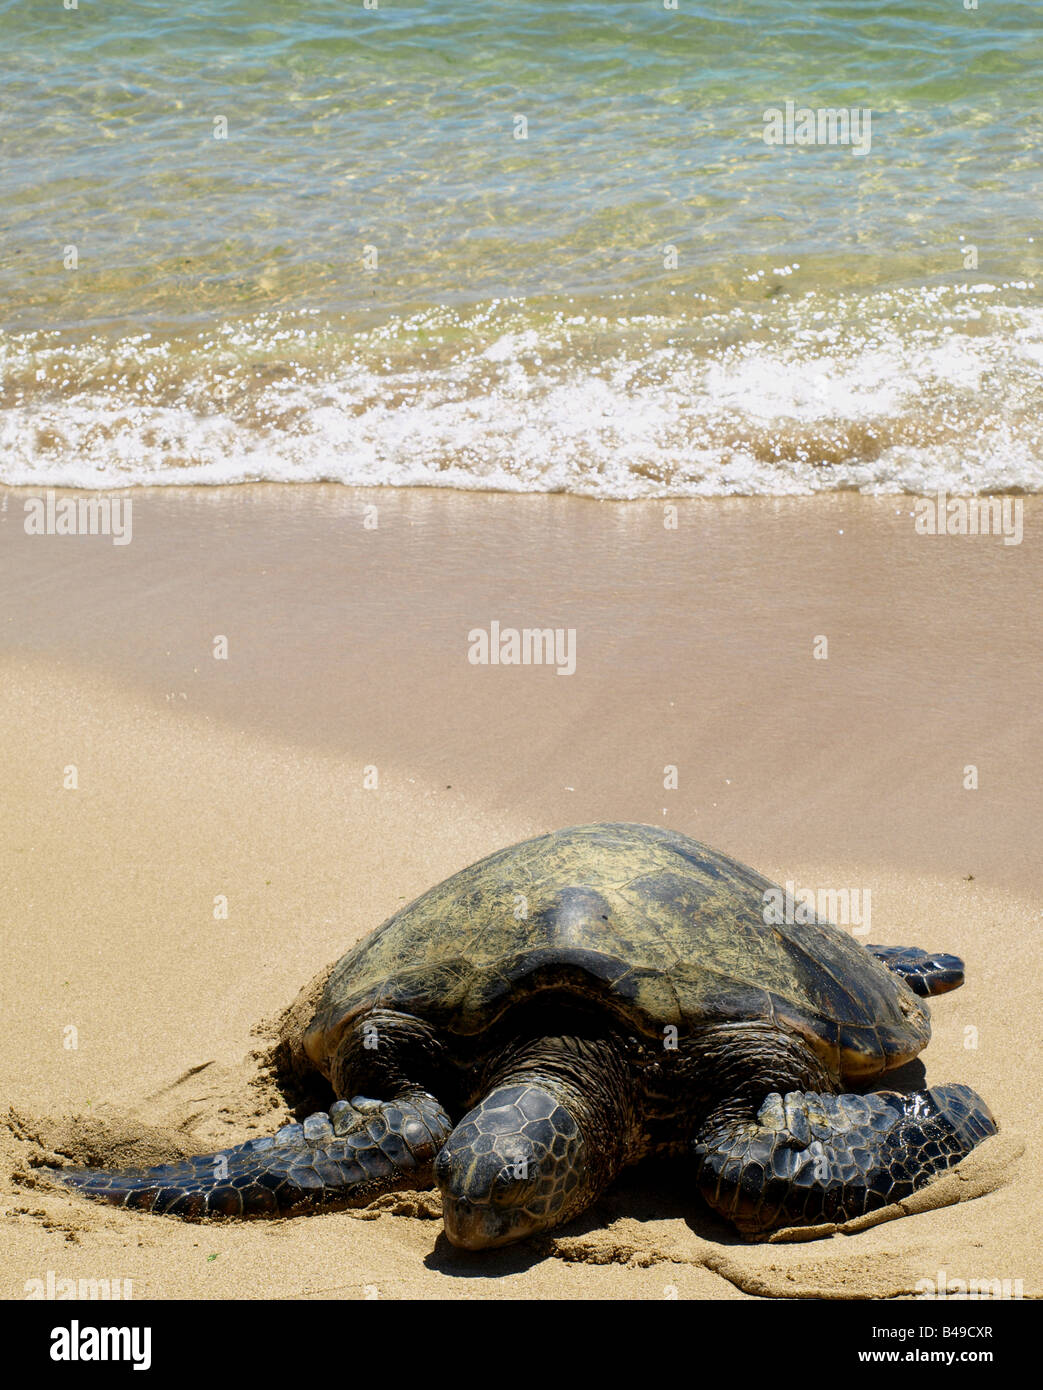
[45,1092,451,1219]
[693,1083,996,1237]
[866,944,964,996]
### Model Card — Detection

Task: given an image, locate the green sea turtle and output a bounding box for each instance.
[48,823,996,1247]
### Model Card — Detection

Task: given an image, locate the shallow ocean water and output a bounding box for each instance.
[2,0,1040,493]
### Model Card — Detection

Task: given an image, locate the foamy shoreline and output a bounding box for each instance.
[5,283,1042,498]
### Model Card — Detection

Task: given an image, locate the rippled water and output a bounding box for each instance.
[2,0,1040,493]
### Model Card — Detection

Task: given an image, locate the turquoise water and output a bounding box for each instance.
[2,0,1041,493]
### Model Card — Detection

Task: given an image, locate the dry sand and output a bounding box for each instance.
[0,485,1038,1299]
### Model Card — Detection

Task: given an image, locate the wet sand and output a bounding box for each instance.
[0,485,1038,1299]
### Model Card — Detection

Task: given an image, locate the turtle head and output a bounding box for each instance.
[435,1079,590,1249]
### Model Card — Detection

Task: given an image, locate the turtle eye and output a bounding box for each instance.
[492,1161,534,1201]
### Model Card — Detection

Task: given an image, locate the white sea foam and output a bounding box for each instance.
[3,288,1041,497]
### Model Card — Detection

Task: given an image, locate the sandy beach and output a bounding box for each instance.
[0,485,1037,1299]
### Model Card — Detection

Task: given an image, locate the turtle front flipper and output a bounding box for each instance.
[692,1084,996,1237]
[865,944,964,996]
[46,1091,451,1219]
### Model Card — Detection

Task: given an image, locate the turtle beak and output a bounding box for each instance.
[442,1196,536,1250]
